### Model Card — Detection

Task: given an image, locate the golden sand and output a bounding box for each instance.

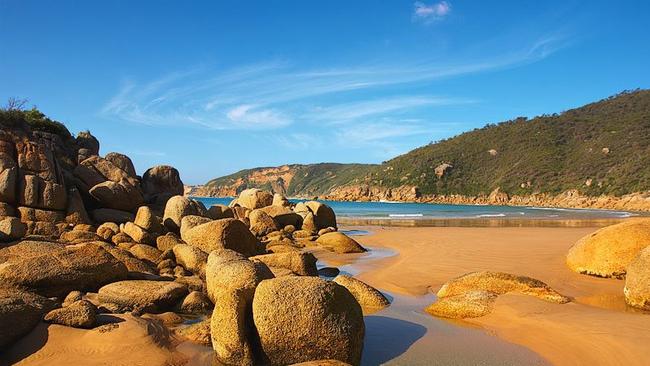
[340,225,650,366]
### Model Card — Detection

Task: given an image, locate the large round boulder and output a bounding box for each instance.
[142,165,184,206]
[252,276,364,365]
[624,246,650,310]
[567,219,650,278]
[163,195,207,232]
[316,232,367,254]
[182,218,258,257]
[97,280,188,313]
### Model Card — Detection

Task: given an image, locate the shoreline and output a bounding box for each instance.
[188,193,650,214]
[324,224,650,365]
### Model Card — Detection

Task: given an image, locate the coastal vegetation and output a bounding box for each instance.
[204,89,650,199]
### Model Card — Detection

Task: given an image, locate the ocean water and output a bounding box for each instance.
[193,197,638,220]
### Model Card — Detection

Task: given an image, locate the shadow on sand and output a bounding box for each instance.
[362,315,427,365]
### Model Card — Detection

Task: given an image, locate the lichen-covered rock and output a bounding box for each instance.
[0,286,55,348]
[567,219,650,278]
[624,246,650,310]
[250,252,318,277]
[316,232,367,254]
[97,280,188,313]
[333,275,390,312]
[142,165,184,206]
[183,218,258,257]
[163,195,207,232]
[0,242,128,297]
[252,276,364,365]
[44,299,97,328]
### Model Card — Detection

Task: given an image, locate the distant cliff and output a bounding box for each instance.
[201,90,650,211]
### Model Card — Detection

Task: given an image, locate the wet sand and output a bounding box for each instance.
[324,225,650,366]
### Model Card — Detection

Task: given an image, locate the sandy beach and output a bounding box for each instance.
[321,225,650,366]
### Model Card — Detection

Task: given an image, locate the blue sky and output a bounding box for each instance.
[1,1,649,184]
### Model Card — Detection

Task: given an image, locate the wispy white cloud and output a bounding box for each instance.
[307,96,475,124]
[100,33,567,131]
[226,104,291,128]
[413,1,451,23]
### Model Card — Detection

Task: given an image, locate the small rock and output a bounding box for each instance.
[44,299,97,328]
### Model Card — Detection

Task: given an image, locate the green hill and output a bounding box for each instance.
[204,89,650,198]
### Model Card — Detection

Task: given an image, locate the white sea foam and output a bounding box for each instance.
[476,213,507,217]
[388,213,424,217]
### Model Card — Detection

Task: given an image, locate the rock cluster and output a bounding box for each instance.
[0,131,373,366]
